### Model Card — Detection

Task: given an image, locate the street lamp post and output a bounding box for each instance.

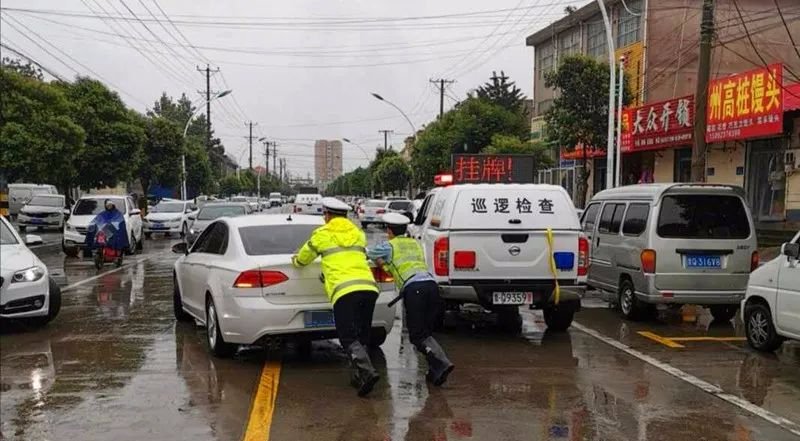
[370,93,417,136]
[341,138,371,161]
[181,89,231,200]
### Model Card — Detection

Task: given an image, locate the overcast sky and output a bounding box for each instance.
[1,0,585,177]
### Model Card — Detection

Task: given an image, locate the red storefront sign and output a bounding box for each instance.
[451,154,536,184]
[560,144,606,160]
[706,63,783,142]
[620,95,694,152]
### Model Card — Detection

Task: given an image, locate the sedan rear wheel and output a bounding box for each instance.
[206,297,237,358]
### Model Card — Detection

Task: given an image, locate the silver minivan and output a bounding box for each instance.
[581,184,758,321]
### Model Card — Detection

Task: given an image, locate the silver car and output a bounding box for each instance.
[186,203,250,245]
[581,184,757,322]
[17,194,68,232]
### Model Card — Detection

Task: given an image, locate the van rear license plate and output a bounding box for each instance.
[492,292,534,305]
[304,310,335,328]
[685,255,721,268]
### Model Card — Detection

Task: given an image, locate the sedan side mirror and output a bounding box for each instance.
[171,242,188,255]
[782,242,800,260]
[25,234,44,246]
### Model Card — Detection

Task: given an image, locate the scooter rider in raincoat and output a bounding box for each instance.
[368,212,454,386]
[292,197,381,397]
[84,199,129,259]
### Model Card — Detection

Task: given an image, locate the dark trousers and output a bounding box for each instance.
[403,281,442,351]
[333,290,378,349]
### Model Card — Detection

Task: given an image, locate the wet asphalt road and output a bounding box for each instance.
[2,219,800,441]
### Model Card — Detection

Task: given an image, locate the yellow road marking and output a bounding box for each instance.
[243,361,282,441]
[637,331,685,348]
[668,336,746,342]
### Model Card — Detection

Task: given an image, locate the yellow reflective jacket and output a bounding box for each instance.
[292,217,378,304]
[386,237,429,291]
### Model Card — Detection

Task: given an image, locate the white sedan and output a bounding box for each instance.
[171,214,397,357]
[1,216,61,325]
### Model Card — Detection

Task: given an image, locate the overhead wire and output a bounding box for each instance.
[0,40,68,81]
[731,0,800,82]
[772,0,800,64]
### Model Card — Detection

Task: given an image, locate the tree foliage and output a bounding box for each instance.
[1,58,43,80]
[326,167,372,196]
[476,71,526,114]
[374,156,412,195]
[137,115,183,198]
[484,134,554,169]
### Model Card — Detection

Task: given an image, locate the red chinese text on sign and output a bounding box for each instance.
[620,95,694,152]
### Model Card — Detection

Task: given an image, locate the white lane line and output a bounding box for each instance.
[572,321,800,437]
[60,253,164,292]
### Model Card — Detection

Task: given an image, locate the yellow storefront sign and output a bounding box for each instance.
[616,42,644,106]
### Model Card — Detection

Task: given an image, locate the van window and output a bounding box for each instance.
[657,195,750,239]
[581,203,601,232]
[599,203,624,234]
[622,204,649,236]
[414,194,434,225]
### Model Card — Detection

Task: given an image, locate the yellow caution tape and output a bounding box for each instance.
[545,228,560,305]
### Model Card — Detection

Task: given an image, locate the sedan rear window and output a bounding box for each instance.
[239,224,319,255]
[198,206,246,220]
[657,195,750,239]
[388,201,412,211]
[73,198,125,215]
[367,200,387,207]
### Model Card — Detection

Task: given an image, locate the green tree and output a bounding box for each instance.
[137,116,183,199]
[544,54,630,207]
[411,96,529,187]
[374,156,412,195]
[185,140,215,196]
[54,77,145,190]
[219,174,241,196]
[484,134,554,170]
[0,69,84,192]
[476,71,526,114]
[1,57,43,80]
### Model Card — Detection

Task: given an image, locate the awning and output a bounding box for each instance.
[784,82,800,111]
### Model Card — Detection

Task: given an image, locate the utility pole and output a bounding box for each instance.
[691,0,714,182]
[197,65,220,149]
[273,142,278,177]
[430,78,455,119]
[263,141,270,175]
[378,129,393,151]
[246,121,257,169]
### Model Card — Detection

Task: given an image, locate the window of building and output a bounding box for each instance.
[587,20,607,58]
[617,0,642,48]
[559,30,580,57]
[537,42,555,79]
[537,99,554,114]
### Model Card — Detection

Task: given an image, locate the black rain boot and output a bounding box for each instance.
[347,341,380,397]
[422,337,454,387]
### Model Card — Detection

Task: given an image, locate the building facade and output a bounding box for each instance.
[314,140,343,188]
[526,0,800,222]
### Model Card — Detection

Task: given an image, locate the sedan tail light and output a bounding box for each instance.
[433,237,449,276]
[578,237,589,276]
[371,266,394,283]
[641,249,656,274]
[233,270,288,288]
[376,209,386,214]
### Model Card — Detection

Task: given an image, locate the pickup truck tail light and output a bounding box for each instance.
[750,251,759,272]
[233,270,288,288]
[371,266,394,283]
[433,237,449,276]
[293,205,301,213]
[578,237,589,276]
[453,251,476,269]
[641,249,656,274]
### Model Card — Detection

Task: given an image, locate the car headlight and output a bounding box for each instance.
[12,266,45,283]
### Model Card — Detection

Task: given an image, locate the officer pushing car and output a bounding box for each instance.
[368,212,455,386]
[292,197,381,397]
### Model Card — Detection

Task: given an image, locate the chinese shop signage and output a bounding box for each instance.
[706,63,783,142]
[451,154,535,184]
[621,95,694,152]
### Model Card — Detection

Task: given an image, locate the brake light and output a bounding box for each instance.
[433,237,449,276]
[376,209,386,214]
[233,270,288,288]
[371,266,394,283]
[641,249,656,274]
[578,237,589,276]
[751,251,759,272]
[453,251,476,269]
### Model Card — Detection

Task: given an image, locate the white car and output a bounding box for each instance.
[17,194,68,232]
[144,200,197,238]
[1,216,61,325]
[742,231,800,352]
[292,194,323,215]
[171,214,397,357]
[63,195,144,257]
[358,199,390,228]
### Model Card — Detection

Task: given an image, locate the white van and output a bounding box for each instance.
[582,184,757,321]
[742,231,800,352]
[411,183,587,332]
[8,184,57,217]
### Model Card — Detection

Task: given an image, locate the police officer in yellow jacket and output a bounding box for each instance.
[368,212,454,386]
[292,197,381,397]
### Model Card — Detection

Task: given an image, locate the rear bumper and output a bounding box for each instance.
[215,290,397,345]
[637,290,745,305]
[440,280,584,307]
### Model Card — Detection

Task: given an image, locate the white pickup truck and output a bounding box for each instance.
[408,183,587,332]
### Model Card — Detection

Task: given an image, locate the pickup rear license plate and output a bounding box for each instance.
[685,255,721,268]
[492,292,534,305]
[304,310,335,328]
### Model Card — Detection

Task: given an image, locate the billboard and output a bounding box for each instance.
[620,95,694,152]
[706,63,783,142]
[451,154,536,184]
[616,42,644,106]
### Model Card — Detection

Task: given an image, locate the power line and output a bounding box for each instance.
[773,0,800,67]
[0,41,68,80]
[731,0,800,82]
[149,0,208,62]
